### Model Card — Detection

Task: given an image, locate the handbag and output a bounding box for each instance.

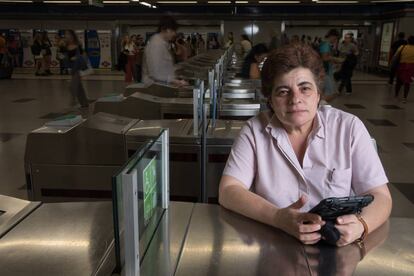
[390,45,406,72]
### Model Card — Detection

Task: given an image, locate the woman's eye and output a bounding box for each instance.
[301,86,312,93]
[277,90,289,96]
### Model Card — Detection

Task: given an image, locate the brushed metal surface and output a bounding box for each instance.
[0,195,40,237]
[175,204,310,276]
[0,201,115,276]
[140,201,194,276]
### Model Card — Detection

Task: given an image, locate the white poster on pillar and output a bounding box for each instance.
[98,30,112,69]
[20,30,34,68]
[47,30,59,68]
[76,30,85,49]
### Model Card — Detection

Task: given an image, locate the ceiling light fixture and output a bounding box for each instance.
[235,1,249,3]
[156,0,194,2]
[207,1,231,3]
[316,1,358,3]
[0,0,33,2]
[259,1,301,3]
[43,0,81,2]
[371,0,414,2]
[102,0,129,3]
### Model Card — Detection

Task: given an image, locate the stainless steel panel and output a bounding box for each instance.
[0,195,41,237]
[140,202,194,276]
[207,120,244,145]
[0,201,115,276]
[175,204,310,276]
[126,119,194,144]
[220,99,261,110]
[25,112,136,165]
[30,164,120,202]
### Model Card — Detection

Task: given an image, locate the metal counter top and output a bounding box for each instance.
[174,203,414,276]
[0,201,115,276]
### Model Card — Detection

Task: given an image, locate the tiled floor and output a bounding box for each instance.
[0,71,413,202]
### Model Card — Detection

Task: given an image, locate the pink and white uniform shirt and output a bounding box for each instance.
[223,106,388,212]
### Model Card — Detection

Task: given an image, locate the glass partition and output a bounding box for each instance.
[112,129,169,275]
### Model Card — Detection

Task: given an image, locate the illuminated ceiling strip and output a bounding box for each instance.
[316,1,358,3]
[43,0,81,2]
[157,1,197,3]
[0,0,33,2]
[102,0,129,2]
[259,1,301,3]
[235,1,248,3]
[371,0,414,2]
[207,1,231,3]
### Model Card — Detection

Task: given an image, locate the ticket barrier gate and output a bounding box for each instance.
[205,119,245,203]
[25,112,138,202]
[125,119,202,202]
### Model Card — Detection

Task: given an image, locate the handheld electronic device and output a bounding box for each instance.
[309,195,374,245]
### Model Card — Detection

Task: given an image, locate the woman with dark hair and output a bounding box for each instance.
[393,35,414,103]
[219,43,391,247]
[239,43,268,79]
[319,29,342,102]
[31,32,45,76]
[65,29,89,108]
[41,31,52,75]
[240,34,252,57]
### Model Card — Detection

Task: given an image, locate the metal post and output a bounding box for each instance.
[122,169,140,276]
[161,129,169,209]
[193,80,200,137]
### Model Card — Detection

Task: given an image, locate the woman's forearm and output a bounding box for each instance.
[219,177,280,228]
[360,185,392,234]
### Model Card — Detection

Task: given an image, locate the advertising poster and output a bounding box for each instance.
[98,30,112,69]
[20,30,34,68]
[47,30,59,68]
[379,22,394,67]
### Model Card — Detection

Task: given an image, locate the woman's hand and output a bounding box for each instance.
[335,214,365,247]
[274,195,325,245]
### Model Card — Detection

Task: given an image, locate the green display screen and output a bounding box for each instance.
[143,156,157,223]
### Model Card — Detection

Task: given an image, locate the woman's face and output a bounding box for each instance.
[269,67,320,129]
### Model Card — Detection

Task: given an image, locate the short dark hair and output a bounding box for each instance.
[408,35,414,45]
[158,16,178,32]
[398,32,405,39]
[325,29,340,38]
[261,43,325,98]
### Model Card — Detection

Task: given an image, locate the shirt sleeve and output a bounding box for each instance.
[350,117,389,195]
[222,122,257,189]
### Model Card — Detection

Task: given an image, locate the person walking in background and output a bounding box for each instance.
[41,32,52,75]
[142,15,188,86]
[174,34,189,62]
[31,32,45,76]
[65,29,89,108]
[224,32,234,48]
[121,34,137,83]
[268,30,280,51]
[389,32,407,85]
[239,43,268,79]
[0,33,6,56]
[319,29,342,102]
[56,35,69,75]
[335,33,359,95]
[240,34,252,57]
[393,35,414,103]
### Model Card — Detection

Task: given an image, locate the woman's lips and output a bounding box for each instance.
[287,110,307,113]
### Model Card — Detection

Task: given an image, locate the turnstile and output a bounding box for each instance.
[206,120,245,203]
[25,112,138,202]
[126,119,202,202]
[219,98,261,120]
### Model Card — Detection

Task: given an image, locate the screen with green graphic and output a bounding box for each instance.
[143,156,157,223]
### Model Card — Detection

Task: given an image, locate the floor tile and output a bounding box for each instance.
[402,143,414,151]
[381,104,403,110]
[12,98,37,103]
[367,119,397,127]
[0,133,22,143]
[344,104,366,109]
[392,183,414,204]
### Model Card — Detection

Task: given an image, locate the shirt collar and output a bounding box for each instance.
[264,109,325,140]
